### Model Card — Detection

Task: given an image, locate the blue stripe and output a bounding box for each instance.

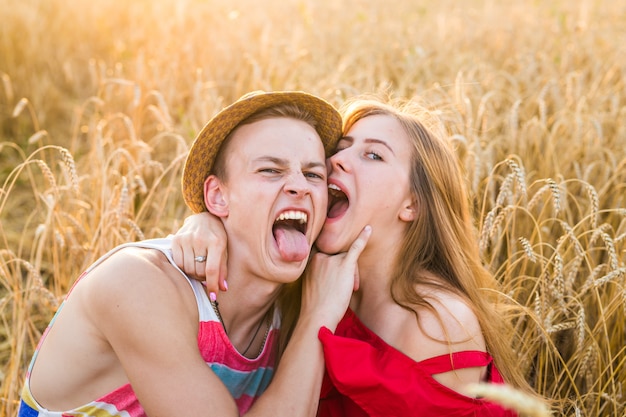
[17,399,39,417]
[210,363,274,398]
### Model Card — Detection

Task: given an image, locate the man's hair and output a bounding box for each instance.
[212,103,319,181]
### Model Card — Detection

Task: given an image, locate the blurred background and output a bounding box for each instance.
[1,0,625,415]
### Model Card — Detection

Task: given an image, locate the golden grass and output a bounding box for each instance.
[1,0,625,415]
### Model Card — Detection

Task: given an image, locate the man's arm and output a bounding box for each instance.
[86,248,239,417]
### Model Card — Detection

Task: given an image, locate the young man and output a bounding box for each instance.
[18,91,370,417]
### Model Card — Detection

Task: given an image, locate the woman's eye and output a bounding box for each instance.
[366,151,382,161]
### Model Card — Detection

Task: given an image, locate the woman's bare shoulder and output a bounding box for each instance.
[395,286,486,362]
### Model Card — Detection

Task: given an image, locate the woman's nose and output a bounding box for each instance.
[329,150,349,173]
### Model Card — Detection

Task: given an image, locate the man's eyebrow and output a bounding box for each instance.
[303,161,326,170]
[340,136,395,155]
[253,156,287,165]
[253,156,326,169]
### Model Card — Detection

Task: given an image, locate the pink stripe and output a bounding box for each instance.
[197,321,278,371]
[237,393,256,414]
[95,384,144,416]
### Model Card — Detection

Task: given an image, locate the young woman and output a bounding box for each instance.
[173,95,539,416]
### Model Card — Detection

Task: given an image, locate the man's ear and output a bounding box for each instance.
[399,197,416,222]
[204,175,229,218]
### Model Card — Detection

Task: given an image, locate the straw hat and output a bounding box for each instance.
[182,90,342,213]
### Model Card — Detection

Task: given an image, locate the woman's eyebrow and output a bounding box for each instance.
[338,136,354,144]
[341,136,395,155]
[364,138,395,155]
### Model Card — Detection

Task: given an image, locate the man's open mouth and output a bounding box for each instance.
[274,211,308,234]
[272,210,309,262]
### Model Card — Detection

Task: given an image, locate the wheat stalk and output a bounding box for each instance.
[466,383,551,417]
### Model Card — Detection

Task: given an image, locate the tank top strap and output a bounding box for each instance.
[418,351,494,375]
[83,237,216,322]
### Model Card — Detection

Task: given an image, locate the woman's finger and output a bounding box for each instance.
[344,225,371,265]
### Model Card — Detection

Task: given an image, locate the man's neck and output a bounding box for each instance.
[207,266,280,353]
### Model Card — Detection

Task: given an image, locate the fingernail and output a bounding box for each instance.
[209,292,217,302]
[223,280,228,291]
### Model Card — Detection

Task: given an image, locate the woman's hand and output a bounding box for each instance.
[301,225,371,331]
[171,213,228,298]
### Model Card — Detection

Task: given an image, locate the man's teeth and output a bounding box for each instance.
[276,211,308,224]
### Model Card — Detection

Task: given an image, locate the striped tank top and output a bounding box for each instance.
[18,237,279,417]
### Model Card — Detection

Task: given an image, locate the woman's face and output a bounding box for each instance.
[315,114,416,255]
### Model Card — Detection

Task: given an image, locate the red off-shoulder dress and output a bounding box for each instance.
[318,309,518,417]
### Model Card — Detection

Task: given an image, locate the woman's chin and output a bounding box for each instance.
[315,233,351,255]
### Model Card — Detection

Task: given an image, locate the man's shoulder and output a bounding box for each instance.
[73,243,197,334]
[81,243,191,306]
[92,245,171,279]
[89,238,174,273]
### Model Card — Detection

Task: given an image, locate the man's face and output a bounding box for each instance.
[208,117,327,283]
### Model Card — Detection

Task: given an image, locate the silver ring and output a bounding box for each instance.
[194,255,207,263]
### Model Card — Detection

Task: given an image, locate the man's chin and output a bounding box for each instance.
[270,259,307,280]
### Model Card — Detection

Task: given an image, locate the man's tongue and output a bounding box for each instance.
[273,224,309,262]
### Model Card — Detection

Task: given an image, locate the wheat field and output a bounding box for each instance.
[1,0,625,416]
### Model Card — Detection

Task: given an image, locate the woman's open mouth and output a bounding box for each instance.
[327,183,349,219]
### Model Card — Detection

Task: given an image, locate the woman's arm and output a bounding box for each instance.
[245,225,371,417]
[171,212,228,298]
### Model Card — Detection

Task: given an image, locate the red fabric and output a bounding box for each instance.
[318,309,517,417]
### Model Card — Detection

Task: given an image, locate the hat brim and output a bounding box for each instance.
[182,91,342,213]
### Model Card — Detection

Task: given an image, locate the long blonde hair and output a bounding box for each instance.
[340,96,534,394]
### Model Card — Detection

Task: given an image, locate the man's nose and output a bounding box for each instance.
[283,172,311,197]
